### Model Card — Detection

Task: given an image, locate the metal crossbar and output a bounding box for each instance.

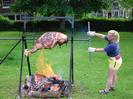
[0,38,90,41]
[88,22,92,61]
[22,16,74,21]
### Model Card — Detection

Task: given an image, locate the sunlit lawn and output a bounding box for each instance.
[0,31,133,99]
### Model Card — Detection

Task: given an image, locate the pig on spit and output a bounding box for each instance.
[24,32,68,57]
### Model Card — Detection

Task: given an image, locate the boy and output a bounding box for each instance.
[87,30,122,94]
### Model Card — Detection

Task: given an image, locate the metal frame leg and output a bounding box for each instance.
[23,37,31,75]
[18,39,25,97]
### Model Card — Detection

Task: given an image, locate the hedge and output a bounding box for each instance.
[0,15,14,31]
[75,19,133,32]
[0,16,133,32]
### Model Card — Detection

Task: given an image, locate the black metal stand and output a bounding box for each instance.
[18,20,32,97]
[23,21,31,75]
[17,16,74,99]
[18,36,25,97]
[69,17,74,84]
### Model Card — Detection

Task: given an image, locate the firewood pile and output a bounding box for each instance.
[22,74,71,98]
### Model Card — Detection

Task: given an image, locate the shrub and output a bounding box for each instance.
[0,15,14,31]
[0,15,132,32]
[75,17,133,32]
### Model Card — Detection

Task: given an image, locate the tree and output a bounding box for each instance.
[118,0,133,8]
[118,0,133,18]
[37,0,72,16]
[11,0,111,30]
[11,0,46,16]
[69,0,110,17]
[11,0,110,18]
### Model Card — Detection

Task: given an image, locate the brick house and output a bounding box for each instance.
[0,0,24,20]
[0,0,14,13]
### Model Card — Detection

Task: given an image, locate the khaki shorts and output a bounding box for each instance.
[109,57,122,70]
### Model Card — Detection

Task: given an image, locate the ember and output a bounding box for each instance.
[22,74,70,98]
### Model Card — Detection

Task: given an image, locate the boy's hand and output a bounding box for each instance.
[88,47,96,52]
[87,31,95,37]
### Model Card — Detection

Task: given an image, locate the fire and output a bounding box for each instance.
[36,49,54,77]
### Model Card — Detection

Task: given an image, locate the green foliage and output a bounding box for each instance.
[118,0,133,9]
[11,0,110,18]
[0,15,14,31]
[10,0,46,15]
[0,18,132,31]
[37,0,72,16]
[80,16,129,21]
[76,17,133,31]
[119,0,133,19]
[0,15,13,25]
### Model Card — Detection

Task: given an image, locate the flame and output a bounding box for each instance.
[36,49,54,77]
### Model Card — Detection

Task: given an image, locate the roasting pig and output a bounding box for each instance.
[24,32,68,57]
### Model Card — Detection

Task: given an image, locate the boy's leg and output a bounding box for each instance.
[100,68,114,94]
[106,68,114,90]
[111,70,117,89]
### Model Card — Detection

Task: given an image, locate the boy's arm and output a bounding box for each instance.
[88,47,104,52]
[95,33,105,39]
[95,48,104,52]
[87,31,105,39]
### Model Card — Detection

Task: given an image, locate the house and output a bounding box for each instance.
[92,1,131,18]
[0,0,17,14]
[0,0,12,13]
[0,0,24,20]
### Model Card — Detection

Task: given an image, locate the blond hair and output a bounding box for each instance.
[108,30,120,43]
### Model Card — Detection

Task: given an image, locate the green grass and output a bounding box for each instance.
[0,31,133,99]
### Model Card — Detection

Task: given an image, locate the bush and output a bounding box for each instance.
[12,20,66,32]
[0,15,14,31]
[0,15,132,32]
[75,17,133,32]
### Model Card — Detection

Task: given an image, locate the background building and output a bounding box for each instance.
[92,1,132,18]
[0,0,25,20]
[0,0,13,13]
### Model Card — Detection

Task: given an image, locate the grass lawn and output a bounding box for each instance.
[0,31,133,99]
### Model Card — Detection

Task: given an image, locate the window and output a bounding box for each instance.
[2,0,11,8]
[114,11,118,17]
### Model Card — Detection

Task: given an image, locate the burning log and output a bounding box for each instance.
[24,32,68,57]
[22,74,71,98]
